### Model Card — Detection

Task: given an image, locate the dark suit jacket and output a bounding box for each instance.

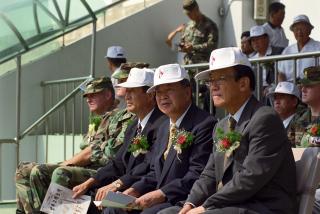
[132,104,216,205]
[186,96,297,214]
[93,107,167,189]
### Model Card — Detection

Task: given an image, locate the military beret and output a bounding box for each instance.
[83,77,113,97]
[112,62,150,80]
[299,66,320,86]
[183,0,198,11]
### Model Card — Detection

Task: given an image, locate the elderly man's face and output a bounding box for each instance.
[86,90,111,114]
[155,82,191,120]
[208,67,241,110]
[125,87,151,114]
[301,84,320,106]
[273,93,298,119]
[292,22,312,44]
[251,35,269,55]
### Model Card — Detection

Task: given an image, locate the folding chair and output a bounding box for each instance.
[293,147,320,214]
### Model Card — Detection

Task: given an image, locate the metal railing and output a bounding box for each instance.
[41,76,90,135]
[183,50,320,104]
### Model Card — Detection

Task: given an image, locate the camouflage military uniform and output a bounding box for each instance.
[180,15,218,65]
[15,77,135,214]
[288,109,320,147]
[288,66,320,147]
[15,109,134,213]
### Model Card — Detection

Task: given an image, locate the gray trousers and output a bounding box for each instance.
[103,202,172,214]
[158,205,268,214]
[313,189,320,214]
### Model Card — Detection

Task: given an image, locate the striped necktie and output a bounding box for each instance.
[163,123,177,160]
[136,123,142,136]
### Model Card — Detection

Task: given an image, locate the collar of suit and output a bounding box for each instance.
[138,108,155,131]
[169,104,191,128]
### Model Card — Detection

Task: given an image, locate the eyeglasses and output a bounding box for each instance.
[205,74,235,87]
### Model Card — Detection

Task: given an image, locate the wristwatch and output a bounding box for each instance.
[112,179,123,189]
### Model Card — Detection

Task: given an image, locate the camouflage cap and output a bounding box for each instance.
[183,0,198,11]
[299,66,320,85]
[83,77,113,97]
[112,62,150,80]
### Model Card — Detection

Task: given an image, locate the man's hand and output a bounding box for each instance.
[123,187,141,198]
[180,43,193,53]
[175,24,186,33]
[135,190,166,208]
[178,204,193,214]
[186,206,205,214]
[72,178,97,198]
[95,183,117,201]
[72,183,89,199]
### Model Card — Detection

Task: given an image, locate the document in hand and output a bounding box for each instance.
[40,182,91,214]
[94,191,141,210]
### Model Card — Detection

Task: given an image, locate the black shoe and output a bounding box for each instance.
[16,209,25,214]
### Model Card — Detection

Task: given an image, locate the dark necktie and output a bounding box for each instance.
[228,116,237,131]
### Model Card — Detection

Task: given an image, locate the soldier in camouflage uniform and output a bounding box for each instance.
[178,0,218,113]
[288,66,320,147]
[15,77,134,214]
[179,0,219,66]
[113,62,150,109]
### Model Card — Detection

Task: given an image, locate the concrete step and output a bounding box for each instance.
[0,200,17,214]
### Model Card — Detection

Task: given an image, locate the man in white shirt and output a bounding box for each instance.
[267,81,300,131]
[250,25,282,87]
[263,2,288,51]
[278,15,320,82]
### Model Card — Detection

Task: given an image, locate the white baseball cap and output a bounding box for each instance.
[147,63,190,93]
[195,47,252,81]
[105,46,126,59]
[250,25,267,38]
[117,68,154,88]
[290,14,314,31]
[268,81,300,99]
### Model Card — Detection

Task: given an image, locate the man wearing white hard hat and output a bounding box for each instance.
[267,82,301,139]
[73,68,167,212]
[161,47,297,214]
[250,25,282,88]
[278,14,320,82]
[105,64,216,214]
